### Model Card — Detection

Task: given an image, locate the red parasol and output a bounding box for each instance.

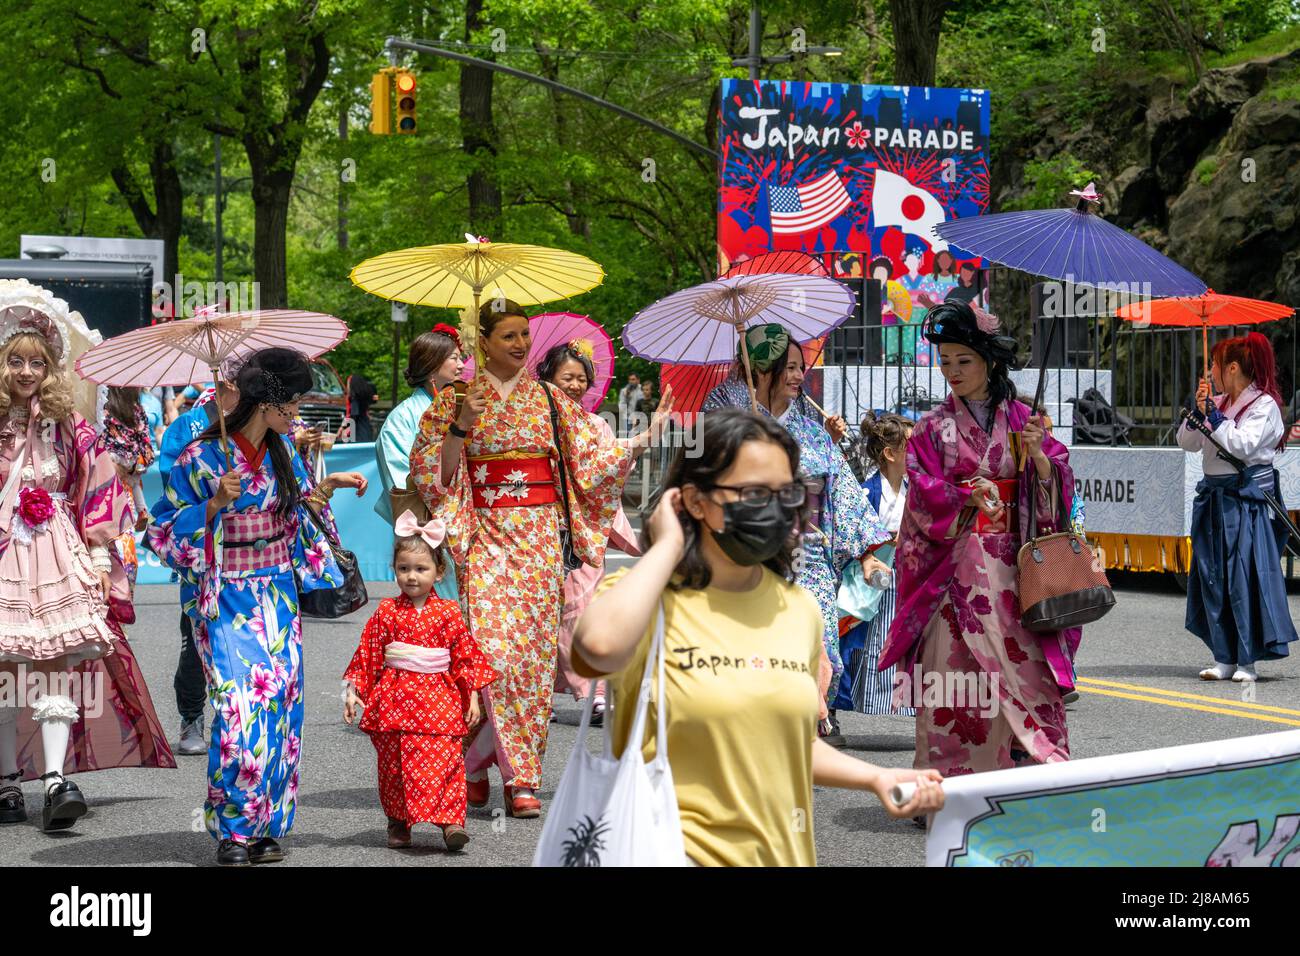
[1115,291,1294,380]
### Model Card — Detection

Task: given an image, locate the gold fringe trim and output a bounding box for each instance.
[1088,533,1193,574]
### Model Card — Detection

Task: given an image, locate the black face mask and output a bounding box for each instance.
[710,497,797,566]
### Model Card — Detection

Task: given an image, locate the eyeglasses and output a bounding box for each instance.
[7,356,48,373]
[708,481,807,508]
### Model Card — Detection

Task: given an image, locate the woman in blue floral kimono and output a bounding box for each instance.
[702,324,890,744]
[151,349,366,867]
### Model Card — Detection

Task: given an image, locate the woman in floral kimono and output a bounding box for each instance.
[538,340,673,723]
[878,301,1079,779]
[701,324,891,745]
[151,348,366,866]
[0,279,174,835]
[410,300,634,818]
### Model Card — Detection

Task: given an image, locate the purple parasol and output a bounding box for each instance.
[933,183,1207,299]
[621,273,856,366]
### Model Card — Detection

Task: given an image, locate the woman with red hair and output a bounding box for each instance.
[1178,332,1297,682]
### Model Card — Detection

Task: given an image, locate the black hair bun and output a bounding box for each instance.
[236,347,314,404]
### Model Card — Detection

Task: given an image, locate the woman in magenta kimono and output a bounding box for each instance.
[879,301,1079,778]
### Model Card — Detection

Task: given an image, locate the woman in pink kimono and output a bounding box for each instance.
[410,301,637,817]
[537,341,673,722]
[0,280,174,834]
[879,301,1079,778]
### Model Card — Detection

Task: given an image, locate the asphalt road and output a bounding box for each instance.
[3,568,1298,867]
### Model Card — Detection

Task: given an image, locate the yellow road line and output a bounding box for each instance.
[1076,686,1300,728]
[1076,677,1300,717]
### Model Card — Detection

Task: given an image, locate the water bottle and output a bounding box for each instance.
[868,567,893,589]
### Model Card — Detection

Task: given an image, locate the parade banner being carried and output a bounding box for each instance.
[927,730,1300,866]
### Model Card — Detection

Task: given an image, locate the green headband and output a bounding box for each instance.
[741,323,791,374]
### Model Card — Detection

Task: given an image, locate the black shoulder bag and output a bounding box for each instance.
[298,504,369,619]
[541,384,585,574]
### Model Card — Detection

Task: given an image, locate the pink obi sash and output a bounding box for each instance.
[221,511,290,571]
[383,642,450,674]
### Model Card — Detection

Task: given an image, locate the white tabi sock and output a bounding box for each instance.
[1199,662,1233,681]
[31,695,78,779]
[0,705,18,778]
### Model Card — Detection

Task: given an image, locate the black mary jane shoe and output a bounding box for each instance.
[248,837,285,864]
[0,772,26,824]
[217,839,252,866]
[40,772,87,832]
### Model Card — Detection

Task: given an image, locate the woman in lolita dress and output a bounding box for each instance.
[0,279,174,835]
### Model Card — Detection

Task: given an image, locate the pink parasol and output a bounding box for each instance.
[74,308,350,388]
[461,312,615,412]
[75,307,349,466]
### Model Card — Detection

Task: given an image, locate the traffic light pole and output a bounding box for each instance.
[383,37,719,162]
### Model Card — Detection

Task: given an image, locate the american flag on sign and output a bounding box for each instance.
[768,171,853,235]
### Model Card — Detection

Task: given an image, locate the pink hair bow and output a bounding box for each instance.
[394,510,447,549]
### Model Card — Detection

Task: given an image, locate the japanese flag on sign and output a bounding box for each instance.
[872,170,949,252]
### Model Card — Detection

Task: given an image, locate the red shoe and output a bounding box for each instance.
[503,786,541,818]
[466,777,490,808]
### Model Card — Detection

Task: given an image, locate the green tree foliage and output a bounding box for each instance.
[0,0,1296,403]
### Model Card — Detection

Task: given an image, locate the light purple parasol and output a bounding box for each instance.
[622,272,855,413]
[933,183,1207,299]
[621,273,856,366]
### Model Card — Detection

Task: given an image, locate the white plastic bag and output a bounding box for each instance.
[533,604,685,867]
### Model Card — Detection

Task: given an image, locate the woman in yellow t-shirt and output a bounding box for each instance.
[573,408,943,866]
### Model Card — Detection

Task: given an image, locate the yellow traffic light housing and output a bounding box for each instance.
[369,70,393,135]
[394,70,417,134]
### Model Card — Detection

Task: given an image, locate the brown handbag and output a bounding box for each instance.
[1016,462,1115,632]
[389,476,430,524]
[1015,321,1116,632]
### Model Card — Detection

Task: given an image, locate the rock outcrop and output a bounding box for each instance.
[994,47,1300,305]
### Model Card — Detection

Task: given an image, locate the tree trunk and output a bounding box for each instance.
[535,47,588,239]
[234,27,331,309]
[110,140,183,288]
[250,169,293,309]
[338,98,349,252]
[460,0,502,235]
[888,0,949,86]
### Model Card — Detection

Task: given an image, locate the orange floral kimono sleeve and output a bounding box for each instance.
[546,384,634,568]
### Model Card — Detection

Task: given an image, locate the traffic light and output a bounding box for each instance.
[394,70,417,134]
[369,70,392,135]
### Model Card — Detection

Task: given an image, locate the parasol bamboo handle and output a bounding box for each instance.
[801,390,830,420]
[210,365,232,469]
[737,331,758,414]
[1202,321,1209,385]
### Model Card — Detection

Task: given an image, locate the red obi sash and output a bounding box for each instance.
[960,477,1020,534]
[467,455,558,509]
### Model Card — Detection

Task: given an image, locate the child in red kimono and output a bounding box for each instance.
[343,511,497,851]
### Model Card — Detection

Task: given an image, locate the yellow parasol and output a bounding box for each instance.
[348,234,605,358]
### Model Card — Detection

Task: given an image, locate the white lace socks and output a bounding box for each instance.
[32,694,77,778]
